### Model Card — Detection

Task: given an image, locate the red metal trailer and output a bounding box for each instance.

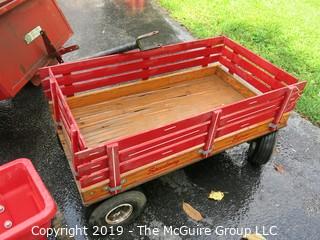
[0,0,76,100]
[0,159,56,240]
[40,36,306,228]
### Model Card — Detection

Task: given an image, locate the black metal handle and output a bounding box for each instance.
[87,41,137,58]
[83,31,160,59]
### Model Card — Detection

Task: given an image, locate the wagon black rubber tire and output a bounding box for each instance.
[89,190,146,229]
[247,132,277,166]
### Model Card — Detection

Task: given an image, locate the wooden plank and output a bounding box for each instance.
[80,113,290,205]
[72,72,245,147]
[215,67,257,97]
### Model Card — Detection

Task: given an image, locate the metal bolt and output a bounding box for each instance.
[4,220,13,229]
[121,179,126,184]
[0,205,4,213]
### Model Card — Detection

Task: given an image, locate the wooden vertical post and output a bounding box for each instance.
[49,69,60,123]
[64,73,74,97]
[142,57,150,80]
[201,109,222,158]
[107,143,121,195]
[270,86,294,130]
[202,45,212,67]
[71,124,79,153]
[50,79,60,122]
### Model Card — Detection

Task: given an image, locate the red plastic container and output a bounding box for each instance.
[0,0,73,100]
[0,159,57,240]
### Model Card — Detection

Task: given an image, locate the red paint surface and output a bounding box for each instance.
[0,159,56,240]
[0,0,72,100]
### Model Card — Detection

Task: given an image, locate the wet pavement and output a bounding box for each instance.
[0,1,320,239]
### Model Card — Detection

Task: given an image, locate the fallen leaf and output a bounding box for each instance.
[208,191,224,201]
[182,202,203,221]
[242,233,266,240]
[274,163,285,173]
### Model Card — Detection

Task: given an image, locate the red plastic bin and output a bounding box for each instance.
[0,0,73,100]
[0,159,57,240]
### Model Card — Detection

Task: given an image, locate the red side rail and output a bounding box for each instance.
[49,69,86,153]
[40,37,224,98]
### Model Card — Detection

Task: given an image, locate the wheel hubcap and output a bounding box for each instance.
[105,203,133,225]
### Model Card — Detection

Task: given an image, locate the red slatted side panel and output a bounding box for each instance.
[76,82,306,189]
[49,69,86,153]
[77,82,306,188]
[107,112,211,175]
[216,83,305,137]
[40,37,224,97]
[76,112,211,188]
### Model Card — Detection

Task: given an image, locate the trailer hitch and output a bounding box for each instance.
[40,30,79,63]
[24,26,79,63]
[84,30,161,59]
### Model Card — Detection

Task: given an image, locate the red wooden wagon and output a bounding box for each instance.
[39,36,306,228]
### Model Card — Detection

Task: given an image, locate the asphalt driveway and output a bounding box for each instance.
[0,1,319,239]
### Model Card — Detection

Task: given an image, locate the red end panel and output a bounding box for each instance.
[0,0,73,100]
[220,56,271,92]
[48,69,86,151]
[223,37,298,85]
[221,47,285,89]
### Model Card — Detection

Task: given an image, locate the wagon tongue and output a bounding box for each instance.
[84,31,161,59]
[136,31,161,51]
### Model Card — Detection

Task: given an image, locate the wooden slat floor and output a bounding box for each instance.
[71,73,245,148]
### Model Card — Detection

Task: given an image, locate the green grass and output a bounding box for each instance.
[159,0,320,124]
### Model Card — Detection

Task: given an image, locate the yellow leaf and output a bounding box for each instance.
[208,191,224,201]
[243,233,266,240]
[274,163,285,174]
[182,202,203,221]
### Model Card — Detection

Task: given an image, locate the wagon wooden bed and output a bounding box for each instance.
[40,36,306,227]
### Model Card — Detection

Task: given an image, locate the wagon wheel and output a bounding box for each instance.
[89,190,146,229]
[247,132,277,166]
